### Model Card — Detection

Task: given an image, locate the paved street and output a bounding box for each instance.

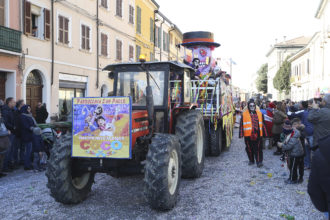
[0,129,324,220]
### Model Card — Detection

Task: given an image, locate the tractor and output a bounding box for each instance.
[46,58,206,210]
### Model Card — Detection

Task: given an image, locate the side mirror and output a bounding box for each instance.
[108,71,115,79]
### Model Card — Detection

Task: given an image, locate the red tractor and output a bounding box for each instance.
[46,60,206,210]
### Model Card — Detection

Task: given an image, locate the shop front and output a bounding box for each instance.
[58,73,87,120]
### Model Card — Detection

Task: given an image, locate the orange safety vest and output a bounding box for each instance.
[242,110,263,137]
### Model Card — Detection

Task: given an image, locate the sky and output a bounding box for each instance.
[156,0,321,90]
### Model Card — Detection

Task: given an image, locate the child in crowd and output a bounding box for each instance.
[278,119,304,184]
[32,129,46,172]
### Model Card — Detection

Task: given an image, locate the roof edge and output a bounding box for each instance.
[315,0,327,18]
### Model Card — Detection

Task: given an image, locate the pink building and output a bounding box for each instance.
[0,0,21,101]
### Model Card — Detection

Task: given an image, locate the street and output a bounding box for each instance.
[0,129,324,220]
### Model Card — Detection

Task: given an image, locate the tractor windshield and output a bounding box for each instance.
[117,71,165,106]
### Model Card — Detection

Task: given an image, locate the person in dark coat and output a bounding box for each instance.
[1,97,16,171]
[288,101,314,169]
[272,102,287,155]
[308,134,330,219]
[0,111,10,177]
[32,128,45,172]
[13,100,25,167]
[35,102,49,124]
[19,105,39,170]
[308,94,330,150]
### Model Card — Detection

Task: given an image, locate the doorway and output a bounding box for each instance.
[0,72,6,101]
[26,70,43,116]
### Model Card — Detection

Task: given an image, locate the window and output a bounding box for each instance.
[150,52,153,61]
[129,5,134,24]
[155,26,159,47]
[117,71,165,106]
[101,33,108,56]
[0,0,5,26]
[150,18,154,42]
[24,1,50,40]
[163,31,167,51]
[81,24,91,50]
[158,27,162,49]
[116,0,122,17]
[170,33,173,45]
[101,0,108,8]
[136,6,141,34]
[116,39,122,60]
[58,15,69,44]
[136,45,141,61]
[129,45,134,61]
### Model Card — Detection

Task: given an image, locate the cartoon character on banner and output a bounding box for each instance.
[94,107,119,136]
[189,46,216,79]
[83,105,103,131]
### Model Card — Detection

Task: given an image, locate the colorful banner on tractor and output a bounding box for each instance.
[71,97,132,159]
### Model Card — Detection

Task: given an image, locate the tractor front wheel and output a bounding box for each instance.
[175,110,205,178]
[46,133,94,204]
[144,134,181,210]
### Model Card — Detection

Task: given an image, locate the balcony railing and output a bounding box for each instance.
[0,25,21,53]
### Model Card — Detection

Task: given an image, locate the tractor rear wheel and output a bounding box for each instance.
[144,134,181,210]
[46,133,94,204]
[209,126,223,156]
[175,110,205,178]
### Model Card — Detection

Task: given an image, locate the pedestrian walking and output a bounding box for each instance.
[278,119,304,184]
[19,105,40,170]
[239,99,268,167]
[307,94,330,150]
[272,102,287,155]
[1,97,16,172]
[0,111,10,177]
[308,134,330,219]
[35,102,48,124]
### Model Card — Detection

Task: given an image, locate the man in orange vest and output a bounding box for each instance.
[239,99,268,167]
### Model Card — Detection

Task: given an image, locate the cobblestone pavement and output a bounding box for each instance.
[0,129,325,220]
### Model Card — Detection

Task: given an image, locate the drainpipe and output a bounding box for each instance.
[51,0,54,85]
[96,1,99,88]
[168,27,175,61]
[153,10,157,58]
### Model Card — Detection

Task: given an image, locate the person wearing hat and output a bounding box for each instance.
[239,99,268,167]
[18,105,40,170]
[264,102,275,149]
[278,119,304,184]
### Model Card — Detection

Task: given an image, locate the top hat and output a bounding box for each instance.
[182,31,220,48]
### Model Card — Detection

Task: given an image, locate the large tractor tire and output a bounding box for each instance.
[209,126,223,156]
[144,134,181,210]
[175,110,205,178]
[46,133,94,204]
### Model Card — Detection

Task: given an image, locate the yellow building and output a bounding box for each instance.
[169,25,183,62]
[135,0,159,61]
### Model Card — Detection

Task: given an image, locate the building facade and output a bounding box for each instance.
[266,36,310,101]
[21,0,135,119]
[135,0,158,61]
[0,0,21,102]
[169,25,183,62]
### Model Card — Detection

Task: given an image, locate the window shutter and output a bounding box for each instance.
[44,8,50,40]
[87,27,90,50]
[136,7,141,34]
[150,18,153,42]
[64,18,69,44]
[158,27,161,49]
[24,0,32,34]
[0,0,5,26]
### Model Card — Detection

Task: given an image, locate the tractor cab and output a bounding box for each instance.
[103,60,195,134]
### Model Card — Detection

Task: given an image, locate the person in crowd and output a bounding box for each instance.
[35,102,49,124]
[1,97,16,172]
[0,99,4,110]
[12,100,25,168]
[287,101,314,169]
[272,102,287,155]
[278,119,304,184]
[307,94,330,151]
[308,134,330,219]
[264,102,275,149]
[239,99,268,168]
[32,128,45,172]
[0,111,10,177]
[19,105,40,171]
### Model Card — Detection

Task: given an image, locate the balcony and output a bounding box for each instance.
[0,25,21,53]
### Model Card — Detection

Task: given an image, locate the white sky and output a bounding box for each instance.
[156,0,321,90]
